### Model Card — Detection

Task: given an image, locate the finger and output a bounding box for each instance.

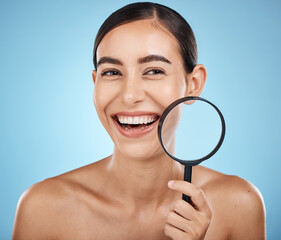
[166,211,191,232]
[167,211,210,240]
[164,223,186,240]
[170,199,198,221]
[168,180,208,211]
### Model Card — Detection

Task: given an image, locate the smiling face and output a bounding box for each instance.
[93,19,194,160]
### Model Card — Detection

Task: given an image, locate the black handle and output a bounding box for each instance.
[182,165,192,202]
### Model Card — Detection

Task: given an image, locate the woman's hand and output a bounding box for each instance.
[164,180,212,240]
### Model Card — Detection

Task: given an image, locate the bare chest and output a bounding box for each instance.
[53,207,170,240]
[52,202,228,240]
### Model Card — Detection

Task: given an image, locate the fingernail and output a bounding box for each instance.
[168,180,175,188]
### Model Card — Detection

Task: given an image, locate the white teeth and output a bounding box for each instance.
[128,117,133,124]
[119,116,124,123]
[133,117,138,124]
[117,115,157,125]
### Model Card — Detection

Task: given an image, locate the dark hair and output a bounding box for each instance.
[93,2,197,73]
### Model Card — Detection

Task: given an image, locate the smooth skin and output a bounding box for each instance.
[12,19,266,240]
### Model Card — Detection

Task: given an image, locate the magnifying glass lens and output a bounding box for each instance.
[160,98,223,162]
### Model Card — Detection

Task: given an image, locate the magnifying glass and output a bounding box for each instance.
[158,96,226,202]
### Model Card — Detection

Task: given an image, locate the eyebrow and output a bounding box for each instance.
[138,55,172,64]
[97,57,123,67]
[96,54,172,67]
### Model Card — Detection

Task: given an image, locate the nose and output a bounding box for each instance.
[121,77,145,106]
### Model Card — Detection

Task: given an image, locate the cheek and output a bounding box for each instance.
[163,81,185,97]
[93,81,118,125]
[93,85,103,115]
[147,78,186,108]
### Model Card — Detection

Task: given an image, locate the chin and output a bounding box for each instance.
[114,140,163,161]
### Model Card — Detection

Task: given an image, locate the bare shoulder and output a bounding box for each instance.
[196,165,264,204]
[196,166,266,239]
[201,166,265,213]
[12,176,70,239]
[12,158,108,240]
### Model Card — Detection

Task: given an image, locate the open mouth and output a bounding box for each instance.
[112,114,160,131]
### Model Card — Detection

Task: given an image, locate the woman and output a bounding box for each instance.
[12,2,266,239]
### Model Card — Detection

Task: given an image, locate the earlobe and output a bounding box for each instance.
[185,64,207,104]
[92,70,97,84]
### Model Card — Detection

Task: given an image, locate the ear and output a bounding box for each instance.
[92,70,97,84]
[185,64,207,104]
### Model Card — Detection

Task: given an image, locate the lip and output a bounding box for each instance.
[111,111,160,138]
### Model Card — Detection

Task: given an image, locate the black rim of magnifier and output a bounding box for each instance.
[157,96,226,166]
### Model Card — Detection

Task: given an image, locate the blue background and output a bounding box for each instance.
[1,0,280,239]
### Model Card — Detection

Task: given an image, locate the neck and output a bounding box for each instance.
[105,147,184,210]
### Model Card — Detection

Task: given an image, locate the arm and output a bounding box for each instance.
[228,177,266,239]
[12,180,61,240]
[163,175,266,240]
[12,186,48,239]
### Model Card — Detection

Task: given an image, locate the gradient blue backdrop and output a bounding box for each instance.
[1,0,280,239]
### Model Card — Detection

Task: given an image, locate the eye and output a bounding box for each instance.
[101,70,122,76]
[145,69,165,75]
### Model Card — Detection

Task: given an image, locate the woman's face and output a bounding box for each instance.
[93,19,189,159]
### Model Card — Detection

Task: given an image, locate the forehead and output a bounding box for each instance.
[96,19,182,63]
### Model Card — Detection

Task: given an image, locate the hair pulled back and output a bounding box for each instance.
[93,2,197,73]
